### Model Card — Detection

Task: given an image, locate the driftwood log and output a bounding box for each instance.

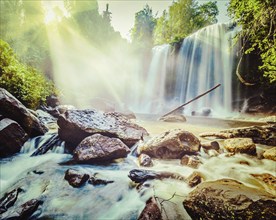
[200,124,276,146]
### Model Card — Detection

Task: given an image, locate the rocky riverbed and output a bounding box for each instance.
[0,88,275,219]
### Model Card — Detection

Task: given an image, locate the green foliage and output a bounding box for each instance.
[131,4,157,48]
[228,0,276,83]
[0,39,55,109]
[154,0,218,45]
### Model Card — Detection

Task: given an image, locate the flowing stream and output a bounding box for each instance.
[0,119,274,219]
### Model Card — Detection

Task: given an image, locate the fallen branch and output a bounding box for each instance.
[161,84,221,118]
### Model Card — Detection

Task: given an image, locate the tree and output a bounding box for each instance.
[228,0,276,84]
[0,39,55,109]
[153,0,218,44]
[131,4,157,48]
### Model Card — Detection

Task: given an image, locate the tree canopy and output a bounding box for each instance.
[153,0,218,44]
[228,0,276,83]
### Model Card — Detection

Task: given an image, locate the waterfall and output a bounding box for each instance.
[143,23,239,116]
[135,44,171,114]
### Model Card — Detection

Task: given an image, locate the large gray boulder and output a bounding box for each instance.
[57,109,148,148]
[73,134,130,163]
[0,88,48,137]
[183,179,276,220]
[0,118,29,157]
[138,129,200,159]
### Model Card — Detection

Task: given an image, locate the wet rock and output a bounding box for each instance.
[186,171,204,187]
[35,109,57,125]
[138,154,153,167]
[191,108,212,116]
[224,138,256,155]
[88,174,114,186]
[128,169,185,184]
[31,133,62,156]
[263,147,276,161]
[0,88,48,137]
[183,178,276,220]
[200,124,276,146]
[201,141,220,151]
[57,109,148,148]
[46,94,60,108]
[251,173,276,195]
[0,118,29,157]
[64,169,89,188]
[73,134,130,163]
[0,188,23,214]
[1,199,43,220]
[138,197,162,220]
[138,129,200,159]
[159,114,186,122]
[180,155,201,168]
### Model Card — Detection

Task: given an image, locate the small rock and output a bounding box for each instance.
[73,134,130,163]
[180,155,201,168]
[224,138,256,155]
[138,154,153,167]
[138,129,200,159]
[0,188,23,214]
[201,141,220,151]
[0,118,29,157]
[187,171,204,187]
[88,175,114,186]
[64,169,89,188]
[183,178,276,220]
[263,147,276,161]
[128,169,185,184]
[159,114,186,122]
[138,197,162,220]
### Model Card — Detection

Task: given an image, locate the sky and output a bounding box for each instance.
[98,0,231,41]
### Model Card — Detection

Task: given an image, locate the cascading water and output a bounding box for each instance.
[143,23,239,115]
[135,44,171,113]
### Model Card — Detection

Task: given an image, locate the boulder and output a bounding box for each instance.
[57,109,148,148]
[0,88,48,137]
[159,114,186,122]
[0,188,23,214]
[138,129,200,159]
[73,134,130,163]
[138,197,162,220]
[224,138,256,155]
[0,118,29,157]
[64,169,89,188]
[180,155,201,168]
[183,179,276,220]
[138,154,153,167]
[263,147,276,161]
